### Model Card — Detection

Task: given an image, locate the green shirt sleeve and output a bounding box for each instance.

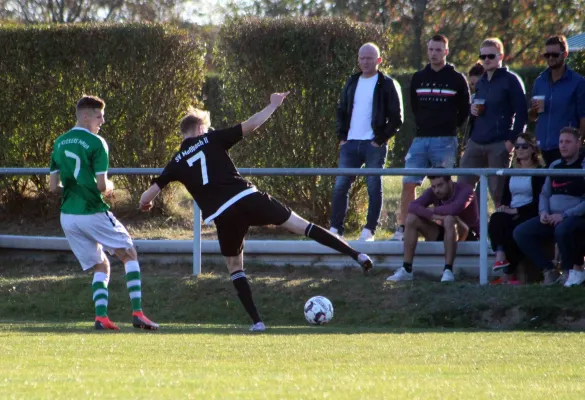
[93,138,109,175]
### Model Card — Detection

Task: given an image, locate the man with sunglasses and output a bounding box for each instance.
[530,35,585,167]
[459,38,528,207]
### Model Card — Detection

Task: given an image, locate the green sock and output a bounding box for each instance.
[125,261,142,312]
[92,272,109,317]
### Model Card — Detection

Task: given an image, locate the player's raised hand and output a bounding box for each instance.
[270,92,290,107]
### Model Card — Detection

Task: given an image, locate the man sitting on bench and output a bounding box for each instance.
[387,171,479,283]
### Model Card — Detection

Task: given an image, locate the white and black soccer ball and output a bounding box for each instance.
[303,296,334,325]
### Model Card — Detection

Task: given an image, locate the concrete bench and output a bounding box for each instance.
[0,235,496,278]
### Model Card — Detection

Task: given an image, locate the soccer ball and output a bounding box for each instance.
[304,296,334,325]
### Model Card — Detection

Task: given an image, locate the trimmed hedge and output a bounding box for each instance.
[215,17,391,228]
[0,23,205,207]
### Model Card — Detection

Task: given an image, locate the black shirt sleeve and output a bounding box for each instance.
[209,124,243,150]
[152,159,178,190]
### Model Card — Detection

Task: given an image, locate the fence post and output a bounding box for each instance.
[193,201,202,276]
[479,174,488,285]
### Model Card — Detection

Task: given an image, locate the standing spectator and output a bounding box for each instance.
[391,35,469,241]
[461,62,486,155]
[488,134,545,284]
[514,127,585,286]
[386,173,479,283]
[530,35,585,166]
[468,62,485,100]
[459,38,528,207]
[330,42,403,240]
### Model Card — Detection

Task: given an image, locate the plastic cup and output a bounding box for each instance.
[474,98,486,116]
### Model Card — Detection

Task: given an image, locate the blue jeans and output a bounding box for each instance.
[330,140,388,235]
[513,216,585,271]
[403,137,458,185]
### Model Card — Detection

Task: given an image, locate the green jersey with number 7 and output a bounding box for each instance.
[49,127,110,214]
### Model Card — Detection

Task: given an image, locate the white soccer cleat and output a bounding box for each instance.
[359,228,375,241]
[386,267,413,281]
[249,322,266,332]
[564,270,585,287]
[357,253,373,273]
[390,230,404,241]
[441,269,455,282]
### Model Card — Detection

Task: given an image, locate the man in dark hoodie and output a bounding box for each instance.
[330,42,403,240]
[392,34,470,241]
[459,38,528,206]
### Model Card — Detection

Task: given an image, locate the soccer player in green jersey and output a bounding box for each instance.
[49,95,159,331]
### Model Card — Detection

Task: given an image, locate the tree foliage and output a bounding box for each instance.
[0,24,205,207]
[215,17,391,227]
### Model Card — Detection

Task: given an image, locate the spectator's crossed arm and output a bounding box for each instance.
[539,176,552,215]
[407,188,435,220]
[432,185,474,216]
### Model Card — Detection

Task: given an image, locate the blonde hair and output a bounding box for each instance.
[180,108,211,134]
[481,38,504,54]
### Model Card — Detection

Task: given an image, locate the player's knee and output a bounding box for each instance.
[94,258,110,275]
[405,213,420,227]
[443,215,456,229]
[115,246,137,263]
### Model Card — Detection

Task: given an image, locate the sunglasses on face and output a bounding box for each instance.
[479,54,498,60]
[514,143,532,150]
[543,52,561,59]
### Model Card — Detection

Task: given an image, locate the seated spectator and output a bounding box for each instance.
[513,127,585,286]
[488,134,545,284]
[386,172,479,283]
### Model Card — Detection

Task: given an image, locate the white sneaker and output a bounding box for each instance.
[386,267,413,281]
[564,270,585,287]
[441,269,455,282]
[359,228,375,241]
[390,229,404,241]
[249,322,266,332]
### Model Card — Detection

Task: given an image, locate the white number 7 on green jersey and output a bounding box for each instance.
[186,152,209,185]
[65,150,81,179]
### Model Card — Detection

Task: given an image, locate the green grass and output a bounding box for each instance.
[1,323,585,399]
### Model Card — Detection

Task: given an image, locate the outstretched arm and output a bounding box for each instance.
[241,92,289,136]
[139,183,162,211]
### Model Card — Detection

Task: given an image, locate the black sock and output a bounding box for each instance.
[305,223,359,260]
[231,270,261,324]
[403,262,413,273]
[444,264,453,271]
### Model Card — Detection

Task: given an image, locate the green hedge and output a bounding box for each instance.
[215,17,391,228]
[0,23,205,207]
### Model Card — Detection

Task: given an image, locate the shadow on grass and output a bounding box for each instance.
[3,322,581,336]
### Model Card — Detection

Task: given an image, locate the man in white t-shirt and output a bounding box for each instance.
[330,43,403,240]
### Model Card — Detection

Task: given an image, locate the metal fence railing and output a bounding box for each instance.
[2,167,585,285]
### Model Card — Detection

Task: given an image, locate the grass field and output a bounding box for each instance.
[1,322,585,399]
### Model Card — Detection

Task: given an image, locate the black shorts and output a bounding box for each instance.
[213,191,292,256]
[436,225,479,242]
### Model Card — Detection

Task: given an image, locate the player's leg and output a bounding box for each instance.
[280,212,373,273]
[394,138,429,240]
[60,213,118,330]
[215,210,264,331]
[85,211,158,330]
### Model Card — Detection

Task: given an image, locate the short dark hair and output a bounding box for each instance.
[430,34,448,47]
[468,62,485,77]
[76,95,105,111]
[545,35,568,53]
[427,167,451,182]
[559,126,580,141]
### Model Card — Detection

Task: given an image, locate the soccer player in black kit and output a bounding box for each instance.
[139,92,373,332]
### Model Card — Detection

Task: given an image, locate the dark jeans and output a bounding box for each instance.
[330,140,387,235]
[488,211,532,273]
[541,148,561,167]
[513,216,585,271]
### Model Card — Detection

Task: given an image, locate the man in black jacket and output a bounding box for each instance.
[392,34,470,241]
[330,42,403,240]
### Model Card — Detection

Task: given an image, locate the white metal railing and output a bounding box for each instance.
[2,167,585,285]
